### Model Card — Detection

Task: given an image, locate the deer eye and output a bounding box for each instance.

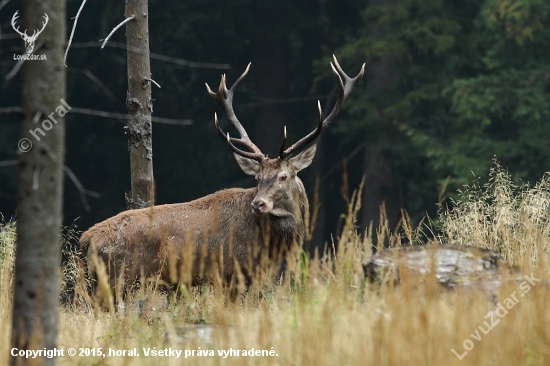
[279,174,288,182]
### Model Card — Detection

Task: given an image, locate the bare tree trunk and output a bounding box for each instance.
[11,0,65,365]
[125,0,154,209]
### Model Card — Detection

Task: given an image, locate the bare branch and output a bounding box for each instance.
[82,69,116,100]
[0,0,11,44]
[0,0,11,12]
[64,0,88,66]
[144,77,161,89]
[146,51,231,70]
[0,34,22,40]
[43,146,100,212]
[100,15,135,49]
[37,2,58,23]
[0,159,17,168]
[70,107,192,126]
[32,111,41,123]
[69,41,231,69]
[68,68,116,100]
[4,57,24,80]
[0,106,22,114]
[0,106,193,126]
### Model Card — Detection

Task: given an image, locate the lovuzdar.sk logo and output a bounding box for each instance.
[12,10,48,61]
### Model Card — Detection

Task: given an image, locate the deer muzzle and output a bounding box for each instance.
[251,198,272,214]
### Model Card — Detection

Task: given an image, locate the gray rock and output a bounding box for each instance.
[364,244,521,291]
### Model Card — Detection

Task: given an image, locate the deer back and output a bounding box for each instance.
[80,185,307,286]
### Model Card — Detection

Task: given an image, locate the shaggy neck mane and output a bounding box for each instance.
[255,179,309,249]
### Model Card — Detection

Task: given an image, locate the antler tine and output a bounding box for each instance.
[39,13,49,32]
[11,11,26,37]
[213,112,253,148]
[214,112,227,140]
[229,62,251,93]
[206,63,265,161]
[322,55,365,129]
[280,55,365,160]
[278,126,287,159]
[225,133,263,160]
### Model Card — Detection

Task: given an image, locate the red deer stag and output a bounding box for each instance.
[80,55,365,298]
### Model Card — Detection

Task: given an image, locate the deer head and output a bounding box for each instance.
[206,55,365,218]
[11,11,49,54]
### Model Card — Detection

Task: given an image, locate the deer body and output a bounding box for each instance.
[80,56,364,296]
[81,157,311,291]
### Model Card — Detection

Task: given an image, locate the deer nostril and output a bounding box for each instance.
[251,200,266,213]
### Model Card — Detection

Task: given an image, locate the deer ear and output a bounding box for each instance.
[289,144,317,172]
[234,153,260,176]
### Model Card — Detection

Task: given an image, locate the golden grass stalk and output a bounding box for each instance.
[1,162,549,365]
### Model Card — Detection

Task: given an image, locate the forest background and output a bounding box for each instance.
[1,0,549,253]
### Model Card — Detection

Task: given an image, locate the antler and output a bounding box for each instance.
[11,11,27,38]
[206,63,266,162]
[279,55,365,160]
[11,12,49,40]
[30,13,49,40]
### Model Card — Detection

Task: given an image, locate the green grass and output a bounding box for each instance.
[1,161,549,365]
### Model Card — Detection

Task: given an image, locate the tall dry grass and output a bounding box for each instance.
[1,162,549,365]
[440,160,550,271]
[0,217,16,365]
